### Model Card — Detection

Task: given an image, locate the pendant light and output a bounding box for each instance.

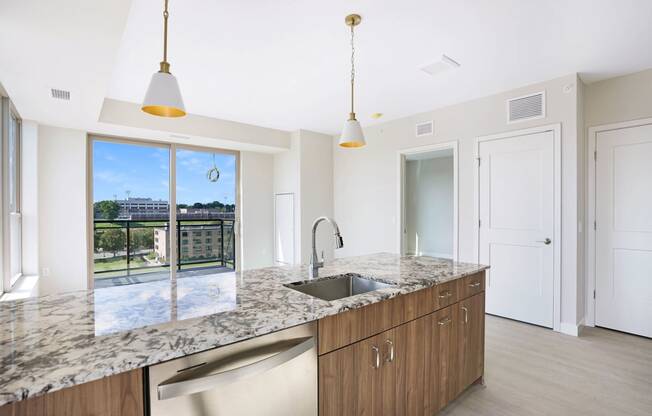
[142,0,186,117]
[339,14,366,148]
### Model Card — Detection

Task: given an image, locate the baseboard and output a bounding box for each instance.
[560,318,585,337]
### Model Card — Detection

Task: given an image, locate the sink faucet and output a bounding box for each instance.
[310,216,344,278]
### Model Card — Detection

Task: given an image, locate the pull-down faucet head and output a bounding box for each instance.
[310,216,344,277]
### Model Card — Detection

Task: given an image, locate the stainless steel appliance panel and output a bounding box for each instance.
[148,322,317,416]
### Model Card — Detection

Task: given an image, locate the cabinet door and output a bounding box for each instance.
[429,304,459,412]
[319,343,356,416]
[0,369,144,416]
[399,315,430,416]
[353,331,386,415]
[458,292,485,392]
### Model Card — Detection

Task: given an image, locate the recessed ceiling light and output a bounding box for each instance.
[419,54,460,76]
[371,113,383,119]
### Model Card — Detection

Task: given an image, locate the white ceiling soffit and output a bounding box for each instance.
[98,99,290,153]
[0,0,132,127]
[106,0,652,134]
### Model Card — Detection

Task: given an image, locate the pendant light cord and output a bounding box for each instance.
[163,0,169,63]
[350,24,356,119]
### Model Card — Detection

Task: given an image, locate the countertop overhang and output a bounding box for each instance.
[0,253,488,406]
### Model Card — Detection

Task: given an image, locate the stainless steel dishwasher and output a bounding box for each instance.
[148,322,317,416]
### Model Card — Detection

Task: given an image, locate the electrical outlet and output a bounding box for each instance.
[42,267,50,277]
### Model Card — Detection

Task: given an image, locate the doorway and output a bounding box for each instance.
[476,125,561,330]
[398,142,458,261]
[588,119,652,338]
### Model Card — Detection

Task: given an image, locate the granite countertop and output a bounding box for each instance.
[0,253,488,406]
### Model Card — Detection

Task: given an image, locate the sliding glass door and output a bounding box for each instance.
[91,140,171,287]
[175,148,238,276]
[90,137,239,288]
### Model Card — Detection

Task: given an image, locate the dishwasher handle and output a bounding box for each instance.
[157,336,315,401]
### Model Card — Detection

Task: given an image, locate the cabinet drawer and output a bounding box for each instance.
[319,288,435,355]
[458,272,485,299]
[433,280,458,310]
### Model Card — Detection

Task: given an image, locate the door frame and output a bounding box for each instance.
[396,141,459,261]
[585,117,652,327]
[86,134,241,290]
[474,123,562,332]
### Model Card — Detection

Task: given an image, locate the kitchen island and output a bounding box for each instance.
[0,253,487,415]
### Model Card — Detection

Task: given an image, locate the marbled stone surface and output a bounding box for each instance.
[0,253,488,406]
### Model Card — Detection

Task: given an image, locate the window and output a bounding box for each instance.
[1,96,22,293]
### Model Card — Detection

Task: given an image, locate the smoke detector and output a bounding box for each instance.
[419,54,460,76]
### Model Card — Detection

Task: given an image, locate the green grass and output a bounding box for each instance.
[94,256,148,272]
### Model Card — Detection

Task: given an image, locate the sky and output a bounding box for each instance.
[93,140,236,205]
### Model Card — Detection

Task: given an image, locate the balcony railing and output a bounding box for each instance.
[93,218,235,278]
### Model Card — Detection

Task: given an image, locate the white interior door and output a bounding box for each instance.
[479,130,555,328]
[595,125,652,338]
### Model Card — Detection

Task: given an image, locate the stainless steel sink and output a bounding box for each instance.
[285,273,396,301]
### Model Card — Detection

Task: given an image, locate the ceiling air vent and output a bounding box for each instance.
[415,121,434,137]
[50,88,70,101]
[507,91,545,123]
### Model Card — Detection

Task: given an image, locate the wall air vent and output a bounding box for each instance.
[50,88,70,101]
[507,91,545,123]
[415,121,434,137]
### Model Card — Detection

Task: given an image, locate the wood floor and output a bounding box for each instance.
[441,315,652,416]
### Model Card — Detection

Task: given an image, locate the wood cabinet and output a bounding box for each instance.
[319,272,486,416]
[429,304,460,412]
[458,292,485,391]
[0,369,144,416]
[319,343,356,416]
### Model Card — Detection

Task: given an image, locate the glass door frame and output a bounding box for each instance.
[86,135,241,290]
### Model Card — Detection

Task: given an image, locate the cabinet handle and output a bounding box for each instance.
[371,346,380,369]
[468,282,481,288]
[438,290,452,299]
[438,317,452,326]
[385,340,395,363]
[461,306,468,323]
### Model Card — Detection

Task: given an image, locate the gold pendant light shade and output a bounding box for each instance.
[339,14,366,148]
[142,0,186,118]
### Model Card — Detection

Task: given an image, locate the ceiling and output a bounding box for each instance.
[3,0,652,137]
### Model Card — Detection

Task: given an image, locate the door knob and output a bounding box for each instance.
[536,238,552,245]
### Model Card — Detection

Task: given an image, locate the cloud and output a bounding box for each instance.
[95,170,127,184]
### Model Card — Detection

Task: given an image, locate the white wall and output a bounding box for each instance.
[240,151,275,270]
[37,125,88,295]
[334,73,583,328]
[405,156,454,258]
[584,69,652,127]
[20,120,38,276]
[298,130,334,264]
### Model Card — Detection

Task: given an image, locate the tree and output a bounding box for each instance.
[131,229,154,251]
[95,200,120,220]
[99,228,126,257]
